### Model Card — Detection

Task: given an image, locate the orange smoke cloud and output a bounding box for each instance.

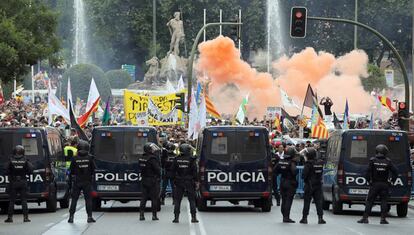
[197,36,374,118]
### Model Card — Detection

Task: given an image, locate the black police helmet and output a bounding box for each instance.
[13,145,25,156]
[305,147,317,160]
[284,146,297,159]
[166,142,176,152]
[179,143,193,156]
[144,142,161,155]
[375,144,389,157]
[77,140,90,152]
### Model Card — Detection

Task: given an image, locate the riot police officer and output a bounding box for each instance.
[171,143,198,223]
[68,140,96,223]
[139,142,161,221]
[274,146,298,223]
[300,147,326,224]
[4,145,33,223]
[160,142,176,205]
[358,144,398,224]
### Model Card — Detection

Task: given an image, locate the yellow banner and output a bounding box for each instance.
[124,90,182,126]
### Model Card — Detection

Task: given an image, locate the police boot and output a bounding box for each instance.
[4,217,13,223]
[68,214,74,223]
[357,217,369,224]
[283,218,295,223]
[191,213,199,223]
[380,217,389,224]
[318,216,326,224]
[87,217,96,223]
[152,212,159,221]
[276,200,281,207]
[299,216,308,224]
[161,198,165,205]
[139,212,145,221]
[23,215,31,223]
[172,213,179,223]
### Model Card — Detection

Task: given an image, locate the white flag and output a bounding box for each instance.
[86,78,101,112]
[67,77,73,110]
[177,75,185,92]
[187,93,198,139]
[48,85,69,124]
[279,87,300,110]
[193,94,207,140]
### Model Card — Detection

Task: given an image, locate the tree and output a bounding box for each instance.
[60,64,111,102]
[0,0,60,83]
[106,70,133,89]
[361,64,387,92]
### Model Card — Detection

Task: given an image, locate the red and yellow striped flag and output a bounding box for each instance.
[311,117,329,139]
[274,115,282,132]
[205,93,221,119]
[378,96,395,112]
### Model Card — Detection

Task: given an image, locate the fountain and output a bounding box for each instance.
[73,0,88,64]
[266,0,285,73]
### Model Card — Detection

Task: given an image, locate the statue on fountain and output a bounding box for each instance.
[128,11,188,90]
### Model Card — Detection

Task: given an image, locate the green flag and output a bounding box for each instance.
[236,94,249,124]
[102,96,111,125]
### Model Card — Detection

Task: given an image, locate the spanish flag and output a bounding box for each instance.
[378,95,395,112]
[205,93,221,119]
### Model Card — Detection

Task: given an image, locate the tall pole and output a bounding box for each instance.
[152,0,156,57]
[203,9,206,42]
[219,9,223,35]
[238,9,241,52]
[412,0,414,112]
[354,0,358,49]
[31,65,35,103]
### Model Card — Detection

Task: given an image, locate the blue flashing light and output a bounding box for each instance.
[213,133,218,137]
[352,136,357,140]
[255,132,260,137]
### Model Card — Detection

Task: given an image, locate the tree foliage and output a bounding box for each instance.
[0,0,60,83]
[106,69,133,89]
[361,64,387,92]
[60,64,111,102]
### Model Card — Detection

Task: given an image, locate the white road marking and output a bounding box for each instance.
[345,226,365,235]
[62,213,68,218]
[186,201,207,235]
[187,201,197,235]
[45,222,54,227]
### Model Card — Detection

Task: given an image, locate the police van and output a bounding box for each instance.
[90,126,158,210]
[196,126,272,212]
[0,127,69,213]
[322,129,412,217]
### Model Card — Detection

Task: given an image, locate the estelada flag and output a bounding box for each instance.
[311,116,329,139]
[205,93,221,119]
[378,95,395,112]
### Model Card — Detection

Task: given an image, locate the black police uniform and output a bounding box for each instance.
[161,142,176,204]
[358,144,398,224]
[172,144,198,223]
[139,143,161,221]
[274,147,298,223]
[300,148,326,224]
[271,151,281,206]
[4,145,34,223]
[68,140,96,223]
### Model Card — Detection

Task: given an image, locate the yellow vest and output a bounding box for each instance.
[64,146,78,157]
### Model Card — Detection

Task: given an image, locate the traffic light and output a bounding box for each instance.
[174,92,185,112]
[397,102,409,130]
[230,16,241,43]
[290,7,307,38]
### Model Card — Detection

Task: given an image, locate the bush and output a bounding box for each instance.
[105,69,133,89]
[361,64,387,92]
[60,64,111,102]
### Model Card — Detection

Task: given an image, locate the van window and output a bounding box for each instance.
[346,134,408,165]
[238,134,266,162]
[211,137,228,155]
[22,138,39,156]
[94,133,121,162]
